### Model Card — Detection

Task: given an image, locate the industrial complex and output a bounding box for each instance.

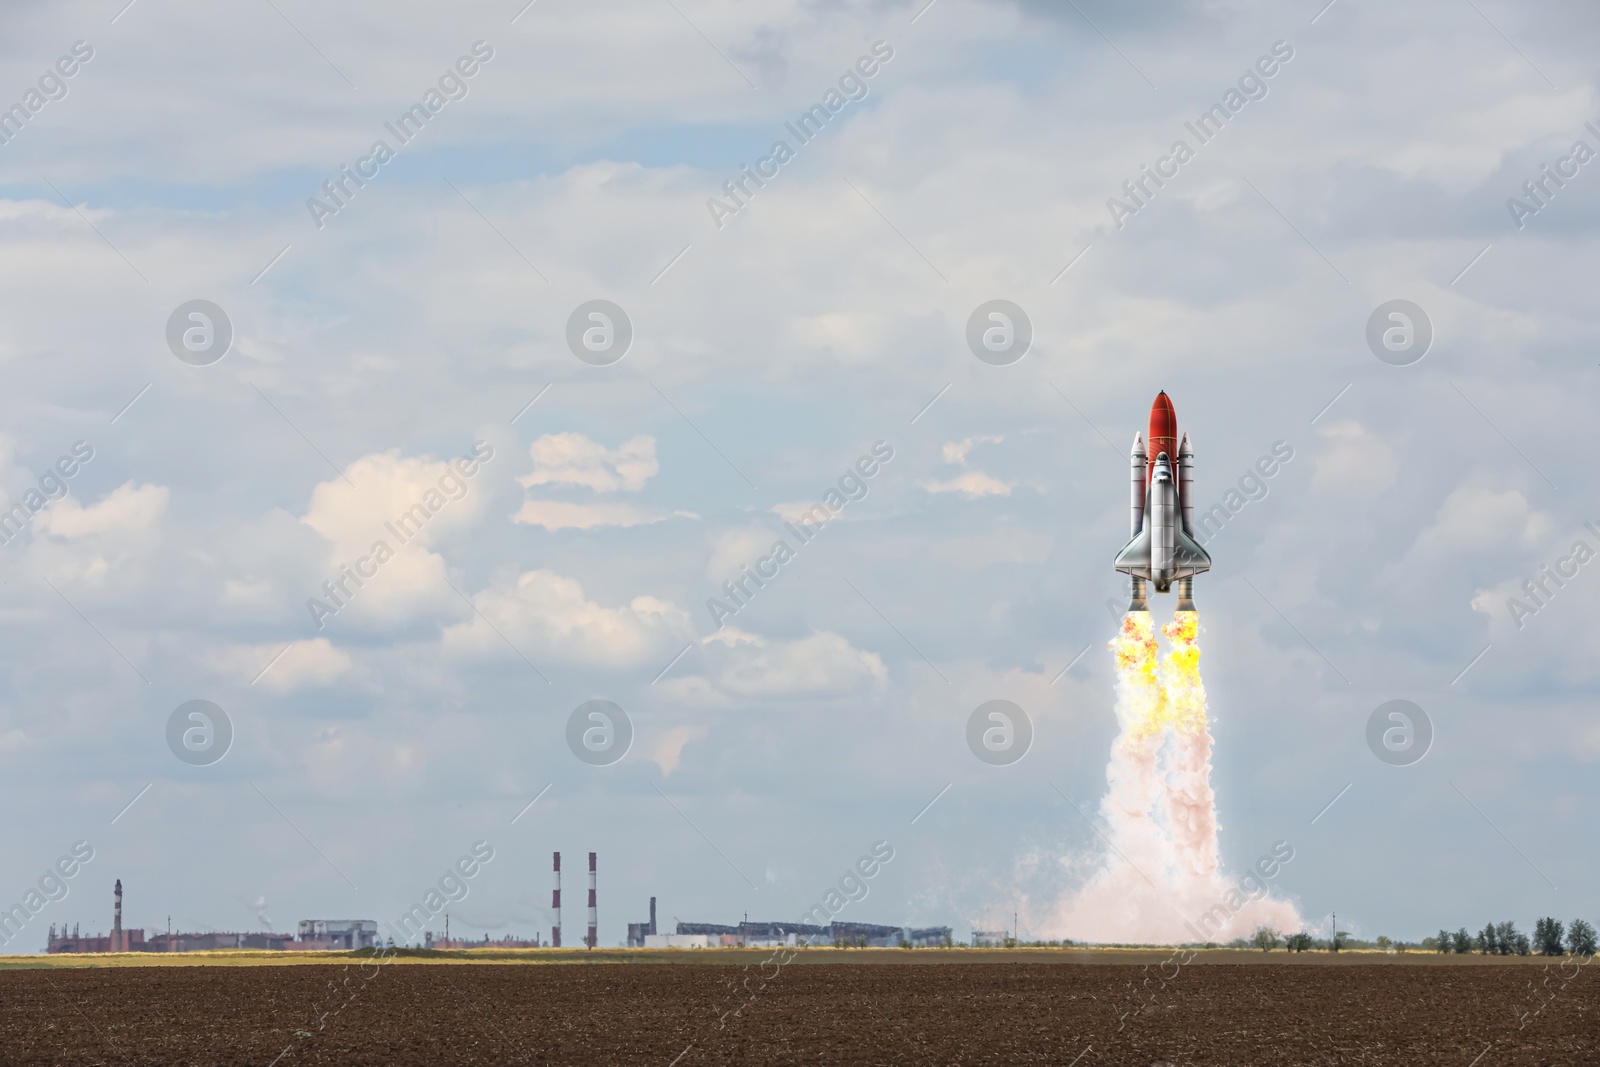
[647,921,953,948]
[42,880,385,954]
[32,864,956,953]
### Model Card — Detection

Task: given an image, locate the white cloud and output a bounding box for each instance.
[923,436,1010,497]
[217,637,355,693]
[512,500,671,531]
[29,482,170,590]
[441,570,689,669]
[301,725,426,796]
[1410,485,1551,561]
[784,312,888,361]
[665,627,886,701]
[221,577,278,613]
[644,724,708,776]
[1470,527,1598,639]
[771,500,839,526]
[942,435,1002,465]
[923,526,1053,568]
[35,481,167,539]
[920,472,1014,498]
[518,434,658,494]
[303,450,486,556]
[513,434,672,530]
[1310,422,1399,500]
[712,630,884,697]
[299,451,488,627]
[706,524,776,581]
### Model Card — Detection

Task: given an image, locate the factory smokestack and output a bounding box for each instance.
[649,895,656,937]
[113,879,123,953]
[587,852,597,950]
[551,852,561,949]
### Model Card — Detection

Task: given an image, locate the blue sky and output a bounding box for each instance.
[0,0,1597,949]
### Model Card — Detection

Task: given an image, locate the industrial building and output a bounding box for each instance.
[658,919,953,948]
[626,897,658,947]
[904,927,954,948]
[645,933,715,948]
[295,919,379,951]
[150,931,294,952]
[46,923,146,954]
[427,933,546,949]
[47,879,144,952]
[43,880,376,954]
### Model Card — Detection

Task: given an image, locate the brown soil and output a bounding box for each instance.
[1,960,1593,1065]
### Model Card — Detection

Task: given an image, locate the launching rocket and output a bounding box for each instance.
[1114,391,1211,613]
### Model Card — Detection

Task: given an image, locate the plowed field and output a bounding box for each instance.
[2,960,1593,1065]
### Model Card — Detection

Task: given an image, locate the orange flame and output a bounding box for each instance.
[1109,612,1163,744]
[1160,611,1207,737]
[1109,610,1210,742]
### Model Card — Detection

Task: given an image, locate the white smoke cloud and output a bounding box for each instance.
[1040,612,1301,944]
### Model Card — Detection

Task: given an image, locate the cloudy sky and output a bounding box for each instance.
[0,0,1596,949]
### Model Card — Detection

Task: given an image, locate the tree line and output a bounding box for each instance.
[1238,918,1597,955]
[1429,918,1595,957]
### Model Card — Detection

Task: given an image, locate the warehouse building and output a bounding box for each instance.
[625,897,658,948]
[667,920,952,948]
[295,919,379,950]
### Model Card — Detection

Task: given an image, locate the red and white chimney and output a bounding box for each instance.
[551,852,561,948]
[587,852,597,950]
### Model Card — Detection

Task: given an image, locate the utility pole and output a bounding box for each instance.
[1331,912,1336,953]
[445,914,449,944]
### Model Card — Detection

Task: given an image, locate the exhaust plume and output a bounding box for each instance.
[1043,611,1299,943]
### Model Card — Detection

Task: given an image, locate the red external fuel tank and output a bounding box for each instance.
[1146,391,1178,484]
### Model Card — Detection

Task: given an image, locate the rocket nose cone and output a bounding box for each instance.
[1147,393,1177,452]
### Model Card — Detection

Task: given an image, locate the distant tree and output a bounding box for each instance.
[1330,929,1347,952]
[1504,922,1524,955]
[1451,929,1472,954]
[1252,926,1281,952]
[1495,922,1529,956]
[1375,935,1393,952]
[1566,919,1597,957]
[1534,918,1565,956]
[1434,930,1451,954]
[1479,924,1498,955]
[1285,932,1314,953]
